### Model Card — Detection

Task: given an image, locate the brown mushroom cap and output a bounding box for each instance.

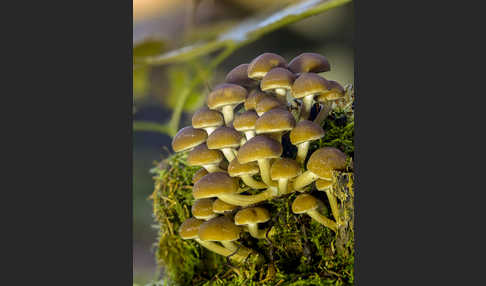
[198,216,242,242]
[247,53,288,79]
[192,198,216,220]
[288,53,330,74]
[192,168,209,184]
[193,172,239,199]
[206,126,243,149]
[292,193,320,214]
[317,80,345,102]
[307,147,347,179]
[225,63,256,87]
[179,217,205,239]
[192,108,224,129]
[237,135,282,164]
[244,89,266,111]
[212,198,238,214]
[171,126,208,152]
[187,143,224,166]
[270,158,301,179]
[228,158,260,177]
[315,179,333,191]
[255,107,296,134]
[233,111,258,132]
[291,72,330,99]
[234,207,271,225]
[207,83,247,110]
[255,95,284,116]
[290,120,325,145]
[260,67,295,92]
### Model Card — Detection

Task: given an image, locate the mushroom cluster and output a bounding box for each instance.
[172,52,351,265]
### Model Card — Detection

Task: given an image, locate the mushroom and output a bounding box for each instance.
[192,198,218,221]
[212,198,238,214]
[228,158,267,189]
[179,217,248,263]
[171,126,208,153]
[207,83,247,125]
[260,67,296,102]
[255,107,296,142]
[192,107,224,135]
[270,158,301,195]
[187,143,224,172]
[206,126,243,162]
[314,80,345,124]
[247,52,287,80]
[234,207,274,239]
[233,110,258,141]
[192,168,209,184]
[237,135,282,187]
[225,63,257,88]
[315,179,341,227]
[254,94,285,116]
[244,89,266,111]
[193,172,278,207]
[292,193,337,232]
[288,53,330,74]
[289,120,325,164]
[292,147,347,191]
[291,72,330,121]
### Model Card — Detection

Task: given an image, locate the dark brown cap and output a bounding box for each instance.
[289,120,325,145]
[291,72,330,99]
[207,83,247,110]
[255,107,296,134]
[192,107,224,130]
[254,95,284,116]
[317,80,345,102]
[288,53,330,74]
[192,198,217,220]
[244,89,266,111]
[234,207,271,225]
[270,158,301,180]
[225,63,256,87]
[193,172,239,199]
[291,193,320,214]
[228,158,260,177]
[247,53,288,79]
[198,216,242,242]
[233,110,258,132]
[171,126,208,152]
[260,67,295,93]
[237,135,282,164]
[179,217,204,239]
[187,143,224,167]
[206,126,243,149]
[307,147,347,180]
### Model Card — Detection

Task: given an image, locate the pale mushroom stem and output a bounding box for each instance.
[241,175,267,189]
[247,224,274,239]
[218,188,278,207]
[204,127,218,136]
[203,165,224,173]
[257,159,277,187]
[221,105,235,125]
[300,95,314,120]
[278,178,289,195]
[307,210,337,232]
[292,170,319,190]
[195,239,247,263]
[221,148,236,162]
[296,141,310,164]
[244,131,256,140]
[324,188,341,226]
[313,102,332,125]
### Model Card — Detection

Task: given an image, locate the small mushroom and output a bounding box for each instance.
[192,198,218,221]
[270,158,301,195]
[207,83,247,125]
[291,72,330,120]
[292,147,347,191]
[292,193,337,232]
[206,126,243,162]
[187,143,224,172]
[255,107,296,142]
[234,207,274,239]
[247,53,287,80]
[225,63,257,88]
[192,168,209,184]
[212,198,238,214]
[260,67,296,102]
[314,80,345,124]
[228,158,267,189]
[289,120,325,164]
[288,53,330,74]
[171,126,208,152]
[244,89,266,111]
[192,107,224,135]
[254,94,285,116]
[233,110,258,141]
[316,179,341,227]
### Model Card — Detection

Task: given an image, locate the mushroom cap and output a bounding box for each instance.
[198,216,242,242]
[206,126,243,149]
[317,80,345,102]
[288,53,330,74]
[187,143,224,166]
[270,158,301,180]
[234,207,271,226]
[171,126,208,152]
[192,168,209,184]
[292,193,320,214]
[291,72,330,99]
[237,135,283,164]
[233,110,258,132]
[307,147,347,179]
[225,63,256,87]
[244,89,266,111]
[207,83,247,110]
[192,108,224,129]
[192,198,216,219]
[255,95,284,116]
[260,67,295,92]
[255,107,296,134]
[247,53,288,79]
[228,158,260,177]
[289,120,325,145]
[193,172,239,199]
[212,198,238,214]
[315,179,333,191]
[179,217,204,239]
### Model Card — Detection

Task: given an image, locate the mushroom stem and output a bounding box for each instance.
[300,95,314,120]
[195,239,248,263]
[292,170,319,190]
[307,210,337,232]
[218,188,278,207]
[244,131,256,140]
[221,148,236,162]
[247,224,275,239]
[258,159,278,187]
[203,164,224,173]
[204,127,218,136]
[324,188,341,226]
[296,141,310,164]
[313,102,332,125]
[278,178,289,195]
[241,175,268,189]
[221,105,235,125]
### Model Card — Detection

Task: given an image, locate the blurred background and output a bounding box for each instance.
[133,0,354,284]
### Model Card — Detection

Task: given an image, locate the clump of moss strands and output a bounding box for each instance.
[148,93,355,286]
